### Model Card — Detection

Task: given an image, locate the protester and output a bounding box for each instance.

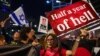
[40,33,72,56]
[0,35,6,46]
[20,27,42,56]
[0,18,11,44]
[60,28,93,56]
[10,31,22,45]
[79,28,95,51]
[20,27,40,46]
[80,28,90,39]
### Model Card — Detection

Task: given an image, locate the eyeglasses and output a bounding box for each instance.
[46,39,53,41]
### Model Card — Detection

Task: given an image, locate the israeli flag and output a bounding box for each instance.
[9,7,29,27]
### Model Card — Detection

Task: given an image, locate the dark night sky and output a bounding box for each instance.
[10,0,50,23]
[0,0,53,32]
[0,0,51,24]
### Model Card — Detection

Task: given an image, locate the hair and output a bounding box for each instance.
[20,27,30,40]
[20,27,36,41]
[12,30,20,36]
[39,34,48,47]
[0,35,5,41]
[43,33,61,49]
[0,35,6,45]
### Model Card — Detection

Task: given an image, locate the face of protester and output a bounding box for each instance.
[0,40,5,45]
[0,36,6,46]
[46,35,54,47]
[27,29,35,39]
[80,28,88,36]
[13,32,20,40]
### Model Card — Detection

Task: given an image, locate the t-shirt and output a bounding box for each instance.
[40,48,66,56]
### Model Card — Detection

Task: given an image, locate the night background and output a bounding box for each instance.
[0,0,100,56]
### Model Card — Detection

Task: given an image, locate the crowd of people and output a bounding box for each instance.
[0,19,100,56]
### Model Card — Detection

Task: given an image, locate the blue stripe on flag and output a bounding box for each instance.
[12,13,21,25]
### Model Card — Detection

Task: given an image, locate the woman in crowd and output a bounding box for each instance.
[40,33,72,56]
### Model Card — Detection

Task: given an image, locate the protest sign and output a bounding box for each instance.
[47,1,99,37]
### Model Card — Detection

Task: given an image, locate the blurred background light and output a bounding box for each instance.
[46,0,51,4]
[56,0,61,3]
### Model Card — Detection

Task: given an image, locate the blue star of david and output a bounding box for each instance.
[19,14,25,21]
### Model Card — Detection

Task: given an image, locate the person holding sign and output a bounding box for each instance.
[73,28,92,56]
[79,28,95,52]
[60,28,92,56]
[80,28,89,39]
